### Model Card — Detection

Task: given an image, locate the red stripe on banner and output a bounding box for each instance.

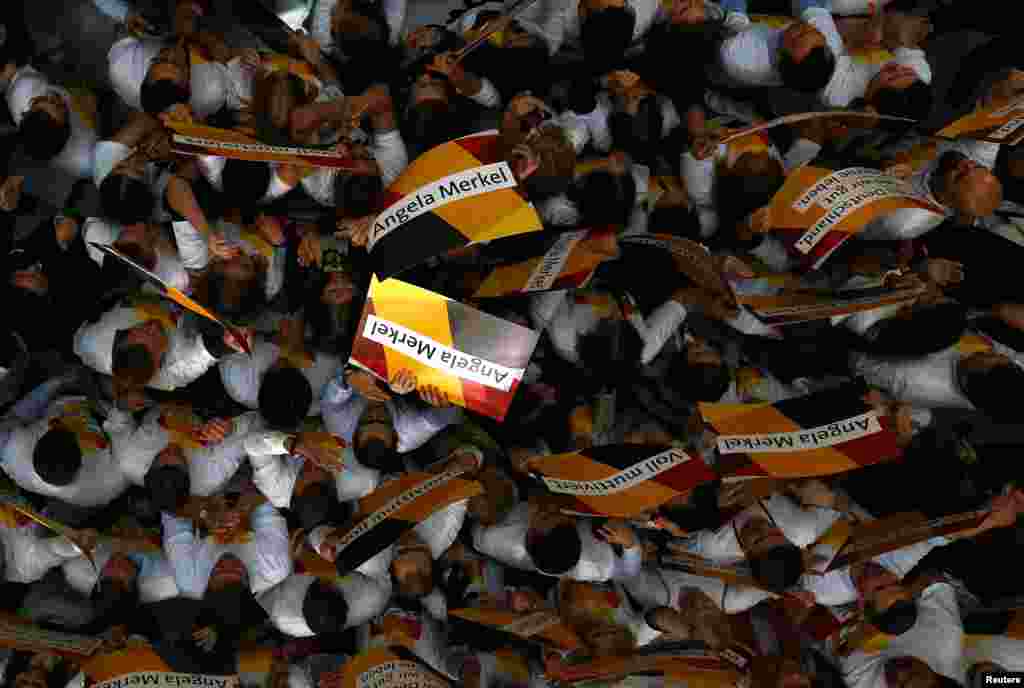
[551,269,596,291]
[838,416,902,466]
[453,133,503,165]
[651,457,719,493]
[459,377,518,423]
[350,301,389,379]
[379,189,404,210]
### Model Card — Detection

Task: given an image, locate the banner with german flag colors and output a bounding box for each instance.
[548,641,751,687]
[828,510,988,572]
[168,122,362,169]
[937,94,1024,145]
[619,234,735,303]
[332,469,483,574]
[449,608,583,651]
[83,645,240,688]
[730,275,926,326]
[350,276,540,421]
[473,228,615,298]
[0,614,101,657]
[341,647,451,688]
[764,167,945,270]
[368,130,542,279]
[699,383,903,481]
[527,445,717,518]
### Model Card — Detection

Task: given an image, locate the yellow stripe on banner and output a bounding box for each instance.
[749,14,792,28]
[391,141,480,196]
[84,647,171,681]
[956,334,994,356]
[851,48,896,65]
[458,198,541,243]
[368,278,466,408]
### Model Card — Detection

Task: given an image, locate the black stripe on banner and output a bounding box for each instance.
[770,381,871,431]
[335,518,414,574]
[582,445,673,471]
[371,212,467,279]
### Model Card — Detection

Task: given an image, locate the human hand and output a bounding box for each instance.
[208,233,241,260]
[418,384,451,408]
[716,254,755,279]
[55,216,79,247]
[669,0,707,25]
[603,69,642,95]
[748,205,774,234]
[428,52,467,85]
[922,258,964,287]
[979,491,1023,531]
[294,431,347,471]
[236,48,262,70]
[691,134,720,161]
[11,270,48,296]
[317,671,346,688]
[0,175,24,212]
[208,508,244,537]
[255,214,286,246]
[195,417,233,443]
[298,233,322,267]
[71,528,100,555]
[388,369,417,395]
[597,520,638,548]
[788,478,838,510]
[139,130,172,161]
[290,104,322,142]
[347,368,391,402]
[336,215,373,247]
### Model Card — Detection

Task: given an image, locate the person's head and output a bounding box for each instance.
[99,553,140,594]
[656,480,723,532]
[254,72,316,142]
[404,72,458,149]
[354,403,402,472]
[512,124,577,199]
[739,516,802,590]
[526,515,582,575]
[291,480,333,531]
[390,532,435,599]
[302,579,350,634]
[467,469,518,527]
[258,365,313,430]
[861,301,967,357]
[717,152,785,244]
[204,555,248,630]
[207,250,268,319]
[112,319,169,388]
[884,656,960,688]
[145,445,190,513]
[333,171,383,217]
[608,82,664,163]
[32,427,81,487]
[141,43,191,115]
[866,63,933,121]
[959,352,1024,422]
[854,562,918,634]
[20,92,70,160]
[670,338,733,402]
[463,30,551,101]
[579,0,636,73]
[113,222,159,271]
[778,21,835,93]
[932,151,1003,218]
[222,159,273,207]
[577,317,643,388]
[332,0,391,56]
[98,173,155,225]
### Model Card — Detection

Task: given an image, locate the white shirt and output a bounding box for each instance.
[218,337,340,417]
[471,503,643,581]
[624,565,774,614]
[0,522,84,584]
[959,635,1024,684]
[318,368,463,455]
[821,49,932,110]
[107,37,228,119]
[716,8,844,89]
[835,583,964,688]
[161,501,292,598]
[800,536,950,607]
[310,0,408,52]
[73,306,219,392]
[83,218,190,293]
[679,494,841,563]
[63,546,180,604]
[117,408,265,496]
[4,66,96,179]
[851,347,974,410]
[301,130,410,206]
[0,397,134,508]
[258,572,391,637]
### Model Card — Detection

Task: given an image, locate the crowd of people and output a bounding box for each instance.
[0,0,1023,686]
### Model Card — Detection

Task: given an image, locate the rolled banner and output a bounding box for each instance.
[718,110,919,146]
[89,242,252,356]
[7,503,96,570]
[167,122,364,169]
